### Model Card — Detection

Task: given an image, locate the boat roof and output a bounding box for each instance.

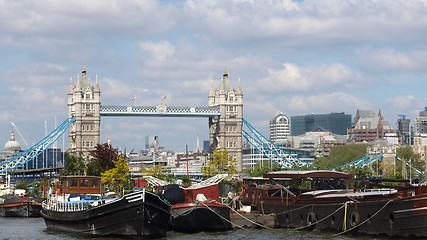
[185,174,228,190]
[61,175,101,179]
[263,170,352,180]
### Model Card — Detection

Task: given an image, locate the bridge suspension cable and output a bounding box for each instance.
[0,116,76,173]
[242,118,311,168]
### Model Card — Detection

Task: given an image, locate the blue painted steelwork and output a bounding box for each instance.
[339,154,383,169]
[396,156,424,174]
[242,118,311,168]
[100,105,220,117]
[0,116,76,173]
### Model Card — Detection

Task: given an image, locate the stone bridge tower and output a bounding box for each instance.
[67,66,101,158]
[208,70,243,171]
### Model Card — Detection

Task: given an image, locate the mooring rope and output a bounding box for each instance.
[169,201,204,217]
[294,202,347,230]
[275,204,311,216]
[202,201,246,230]
[222,202,275,230]
[332,199,394,236]
[200,201,246,230]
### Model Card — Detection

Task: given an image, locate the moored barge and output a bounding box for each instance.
[40,176,171,237]
[240,170,427,237]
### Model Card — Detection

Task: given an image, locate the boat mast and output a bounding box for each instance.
[186,145,189,177]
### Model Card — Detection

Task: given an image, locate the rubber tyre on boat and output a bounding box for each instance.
[306,212,317,230]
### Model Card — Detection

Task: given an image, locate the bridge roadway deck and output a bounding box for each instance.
[100,105,220,117]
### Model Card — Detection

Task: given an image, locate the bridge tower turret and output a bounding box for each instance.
[67,66,101,159]
[208,69,243,171]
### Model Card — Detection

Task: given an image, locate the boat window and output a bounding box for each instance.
[70,179,78,187]
[80,179,89,188]
[91,180,99,188]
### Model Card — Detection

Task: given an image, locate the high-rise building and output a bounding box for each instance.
[414,107,427,135]
[397,115,411,145]
[145,135,159,149]
[290,112,351,136]
[269,112,290,145]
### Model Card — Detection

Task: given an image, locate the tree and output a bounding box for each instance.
[247,160,282,177]
[202,149,238,177]
[396,146,425,180]
[62,152,86,175]
[315,144,370,170]
[142,165,173,181]
[88,143,119,176]
[101,155,130,194]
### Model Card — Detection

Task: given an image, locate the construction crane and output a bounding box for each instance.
[398,114,407,119]
[10,121,30,148]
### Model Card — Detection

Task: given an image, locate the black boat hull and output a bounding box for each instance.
[0,196,43,217]
[261,196,427,237]
[171,202,232,233]
[41,191,171,237]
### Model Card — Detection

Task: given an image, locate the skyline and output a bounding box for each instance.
[1,1,427,153]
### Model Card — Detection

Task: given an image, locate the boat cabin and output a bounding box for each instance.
[240,170,353,208]
[60,176,102,195]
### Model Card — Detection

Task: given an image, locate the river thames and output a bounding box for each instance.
[0,217,400,240]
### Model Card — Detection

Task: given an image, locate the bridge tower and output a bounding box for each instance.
[67,66,101,158]
[208,70,243,171]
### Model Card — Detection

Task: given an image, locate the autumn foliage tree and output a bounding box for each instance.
[87,143,119,176]
[101,155,130,194]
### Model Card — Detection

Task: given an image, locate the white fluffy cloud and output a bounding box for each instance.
[1,0,427,151]
[257,62,357,93]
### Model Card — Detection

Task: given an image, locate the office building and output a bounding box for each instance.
[291,112,351,136]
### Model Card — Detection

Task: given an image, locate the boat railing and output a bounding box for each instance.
[364,188,396,193]
[42,196,92,212]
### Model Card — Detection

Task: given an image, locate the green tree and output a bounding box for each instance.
[101,155,130,194]
[88,143,119,176]
[63,152,86,175]
[247,160,282,177]
[314,144,370,170]
[142,165,173,181]
[202,149,238,177]
[396,146,425,180]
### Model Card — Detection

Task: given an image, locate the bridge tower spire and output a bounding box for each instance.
[67,66,101,159]
[208,70,243,171]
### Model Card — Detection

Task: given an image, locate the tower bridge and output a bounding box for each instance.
[68,66,243,171]
[1,66,316,174]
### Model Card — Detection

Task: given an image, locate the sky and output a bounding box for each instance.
[1,0,427,154]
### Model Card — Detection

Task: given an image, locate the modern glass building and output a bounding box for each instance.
[290,112,351,136]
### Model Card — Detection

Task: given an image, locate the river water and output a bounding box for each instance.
[0,217,397,240]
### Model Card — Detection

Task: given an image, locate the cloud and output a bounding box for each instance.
[257,62,357,93]
[101,78,133,99]
[386,95,427,119]
[9,86,48,103]
[354,49,427,73]
[139,41,175,63]
[285,92,372,114]
[184,0,427,49]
